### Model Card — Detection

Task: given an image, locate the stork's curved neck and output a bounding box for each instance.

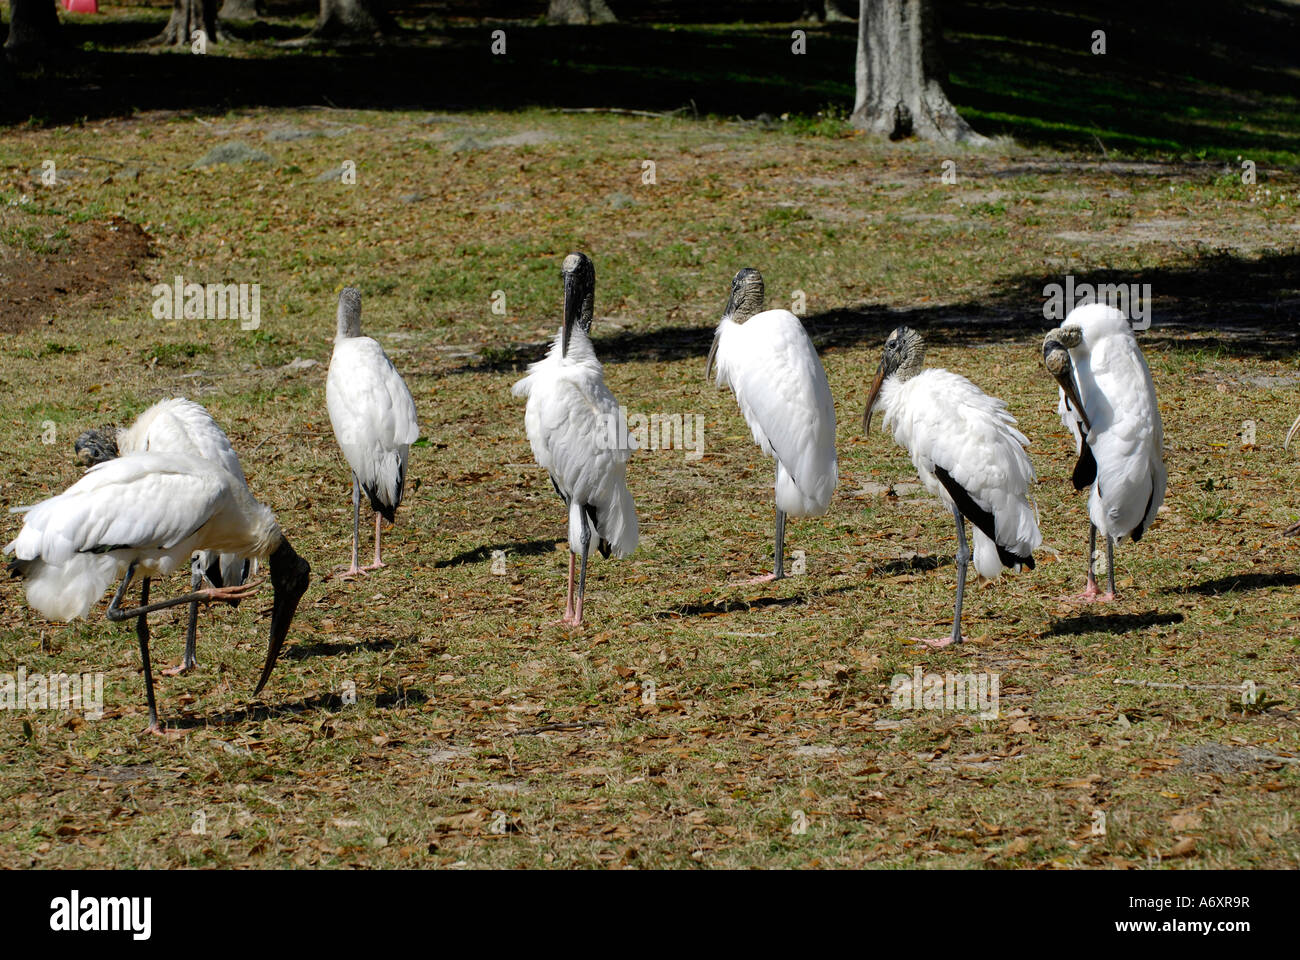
[895,351,925,383]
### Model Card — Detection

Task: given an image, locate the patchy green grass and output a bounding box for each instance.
[0,104,1297,869]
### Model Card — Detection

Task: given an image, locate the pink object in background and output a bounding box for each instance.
[64,0,99,11]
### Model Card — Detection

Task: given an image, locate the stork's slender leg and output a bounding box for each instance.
[732,466,788,586]
[162,565,202,676]
[361,512,386,572]
[1102,534,1117,600]
[573,510,592,626]
[1064,523,1113,603]
[914,507,968,649]
[336,475,366,579]
[134,577,162,734]
[560,551,577,625]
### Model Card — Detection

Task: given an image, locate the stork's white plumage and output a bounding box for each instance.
[705,268,837,582]
[4,452,310,733]
[1043,303,1166,600]
[74,397,256,674]
[865,326,1041,648]
[326,287,420,578]
[512,252,637,625]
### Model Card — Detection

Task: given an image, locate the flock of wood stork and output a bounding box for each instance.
[4,249,1203,734]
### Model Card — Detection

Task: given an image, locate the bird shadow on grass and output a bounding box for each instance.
[282,635,400,661]
[1162,572,1300,596]
[433,538,562,568]
[874,555,950,576]
[656,582,857,619]
[162,684,429,730]
[1046,610,1184,637]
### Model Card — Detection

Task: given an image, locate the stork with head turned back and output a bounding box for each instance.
[326,287,420,579]
[5,452,311,734]
[1042,303,1166,601]
[705,268,837,583]
[864,327,1041,648]
[512,252,638,626]
[74,397,256,675]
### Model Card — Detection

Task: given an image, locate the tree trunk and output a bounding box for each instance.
[547,0,616,25]
[802,1,855,22]
[5,0,61,60]
[850,0,985,144]
[155,0,223,47]
[218,0,262,20]
[305,0,396,42]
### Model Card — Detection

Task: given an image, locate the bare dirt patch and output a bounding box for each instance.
[0,215,151,333]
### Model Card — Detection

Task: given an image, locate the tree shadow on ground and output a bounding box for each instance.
[1163,571,1300,596]
[456,250,1300,373]
[12,0,1300,167]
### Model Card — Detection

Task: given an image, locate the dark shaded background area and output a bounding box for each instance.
[8,0,1300,168]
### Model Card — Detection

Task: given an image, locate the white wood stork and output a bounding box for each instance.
[74,397,255,674]
[705,268,837,583]
[1043,303,1166,601]
[511,252,638,625]
[4,452,310,734]
[326,287,420,578]
[864,326,1041,648]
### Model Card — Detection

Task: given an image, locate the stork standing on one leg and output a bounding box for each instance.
[512,252,638,625]
[74,397,256,675]
[1042,303,1166,601]
[864,327,1041,648]
[326,287,420,579]
[5,453,310,734]
[704,268,837,583]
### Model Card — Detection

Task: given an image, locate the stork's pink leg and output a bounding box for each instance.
[362,513,386,571]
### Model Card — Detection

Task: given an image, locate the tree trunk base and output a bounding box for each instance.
[218,0,263,20]
[850,83,988,144]
[547,0,617,25]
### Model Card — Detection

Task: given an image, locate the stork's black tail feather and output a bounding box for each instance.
[1072,443,1097,491]
[934,465,1035,570]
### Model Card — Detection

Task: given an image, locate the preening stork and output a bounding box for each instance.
[326,287,420,578]
[74,397,256,674]
[512,252,638,625]
[1042,303,1166,601]
[705,268,837,583]
[4,453,310,734]
[864,327,1041,648]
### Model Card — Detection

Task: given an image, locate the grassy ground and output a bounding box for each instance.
[1,8,1299,870]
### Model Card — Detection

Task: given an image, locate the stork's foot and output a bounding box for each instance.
[911,636,961,649]
[161,660,197,677]
[1061,582,1114,604]
[330,564,368,581]
[558,613,584,627]
[200,581,261,604]
[360,560,387,572]
[141,721,182,739]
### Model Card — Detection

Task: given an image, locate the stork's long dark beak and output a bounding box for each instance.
[1043,339,1092,433]
[1286,412,1300,451]
[862,362,886,435]
[704,332,720,382]
[561,270,581,359]
[254,539,310,696]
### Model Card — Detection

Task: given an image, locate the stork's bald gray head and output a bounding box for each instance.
[724,267,765,324]
[863,326,925,433]
[561,252,596,357]
[1042,325,1091,432]
[74,426,120,467]
[336,287,363,340]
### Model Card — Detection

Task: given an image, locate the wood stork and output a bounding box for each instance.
[511,252,638,625]
[864,326,1041,648]
[704,268,837,583]
[74,398,255,675]
[326,287,420,579]
[1042,303,1166,601]
[5,452,311,734]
